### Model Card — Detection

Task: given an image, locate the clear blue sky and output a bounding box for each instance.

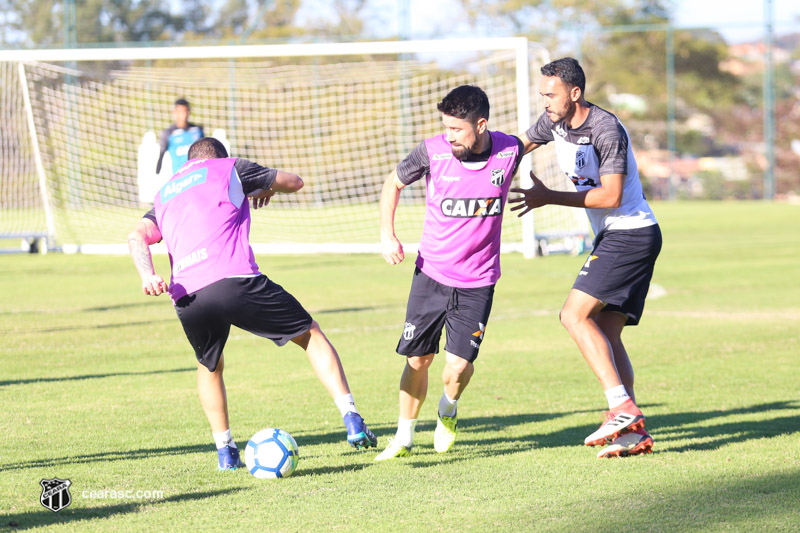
[315,0,800,43]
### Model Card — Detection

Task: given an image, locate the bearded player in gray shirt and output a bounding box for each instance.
[511,58,661,458]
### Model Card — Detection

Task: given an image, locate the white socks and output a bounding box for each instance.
[395,418,417,447]
[335,393,358,417]
[438,390,458,418]
[213,429,236,449]
[605,385,631,410]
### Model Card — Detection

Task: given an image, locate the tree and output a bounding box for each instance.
[0,0,182,46]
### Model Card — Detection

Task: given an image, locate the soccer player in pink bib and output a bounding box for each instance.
[511,58,660,458]
[128,138,376,471]
[376,85,524,460]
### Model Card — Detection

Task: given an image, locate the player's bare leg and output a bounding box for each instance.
[560,289,621,390]
[594,310,634,401]
[594,310,653,457]
[560,289,645,446]
[435,351,473,453]
[197,355,229,433]
[291,320,376,449]
[399,353,435,419]
[376,353,434,461]
[442,351,474,401]
[292,321,350,398]
[197,355,244,469]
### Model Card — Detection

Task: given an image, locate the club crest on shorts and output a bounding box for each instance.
[490,168,506,187]
[40,478,72,513]
[403,322,416,340]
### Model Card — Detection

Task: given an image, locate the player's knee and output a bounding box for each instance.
[559,308,575,330]
[444,352,471,376]
[407,354,434,371]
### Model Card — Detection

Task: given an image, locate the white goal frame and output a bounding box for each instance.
[2,38,586,257]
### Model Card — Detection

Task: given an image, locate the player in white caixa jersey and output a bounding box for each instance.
[511,57,662,458]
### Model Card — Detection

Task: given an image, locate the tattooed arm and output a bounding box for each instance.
[127,218,167,296]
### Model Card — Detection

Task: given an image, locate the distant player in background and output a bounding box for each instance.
[376,85,524,461]
[510,57,661,458]
[155,98,204,175]
[128,137,377,470]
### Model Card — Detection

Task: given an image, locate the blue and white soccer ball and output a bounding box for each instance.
[244,428,299,479]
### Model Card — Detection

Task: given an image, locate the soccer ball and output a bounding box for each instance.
[244,428,299,479]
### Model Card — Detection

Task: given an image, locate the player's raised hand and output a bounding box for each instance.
[142,274,168,296]
[509,171,550,217]
[249,188,276,210]
[381,235,405,265]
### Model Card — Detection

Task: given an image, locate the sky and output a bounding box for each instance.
[335,0,800,44]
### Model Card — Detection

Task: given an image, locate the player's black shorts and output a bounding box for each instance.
[396,267,494,363]
[572,224,662,326]
[174,275,313,371]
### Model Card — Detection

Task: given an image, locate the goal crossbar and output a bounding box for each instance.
[1,38,529,63]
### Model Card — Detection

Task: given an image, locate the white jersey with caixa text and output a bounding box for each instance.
[526,104,657,236]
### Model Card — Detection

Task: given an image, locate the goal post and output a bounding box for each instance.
[1,38,590,256]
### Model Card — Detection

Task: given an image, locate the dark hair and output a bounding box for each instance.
[174,98,190,109]
[541,58,586,95]
[437,85,490,124]
[188,137,228,160]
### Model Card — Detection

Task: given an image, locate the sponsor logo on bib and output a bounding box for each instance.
[160,167,208,203]
[441,197,502,218]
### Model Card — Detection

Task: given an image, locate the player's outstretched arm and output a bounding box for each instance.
[380,170,406,265]
[127,218,167,296]
[510,171,624,217]
[519,132,541,155]
[271,170,304,193]
[249,170,303,210]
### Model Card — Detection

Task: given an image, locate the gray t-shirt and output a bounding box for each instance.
[525,104,657,234]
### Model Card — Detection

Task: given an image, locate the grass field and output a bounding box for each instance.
[1,201,799,532]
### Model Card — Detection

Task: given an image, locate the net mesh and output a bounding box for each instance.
[1,62,47,240]
[4,43,589,252]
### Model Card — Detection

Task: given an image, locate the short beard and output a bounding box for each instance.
[451,144,471,161]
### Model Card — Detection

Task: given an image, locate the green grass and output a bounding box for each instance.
[1,200,799,532]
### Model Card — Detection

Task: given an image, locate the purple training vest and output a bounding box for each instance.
[153,157,260,303]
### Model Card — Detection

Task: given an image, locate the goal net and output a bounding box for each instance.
[1,39,590,256]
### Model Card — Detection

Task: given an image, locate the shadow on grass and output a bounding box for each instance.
[312,305,394,315]
[3,488,243,531]
[0,367,194,388]
[0,300,160,316]
[608,470,800,531]
[293,410,590,449]
[13,319,165,334]
[0,443,213,473]
[399,400,800,468]
[651,400,800,453]
[292,462,374,477]
[83,301,163,313]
